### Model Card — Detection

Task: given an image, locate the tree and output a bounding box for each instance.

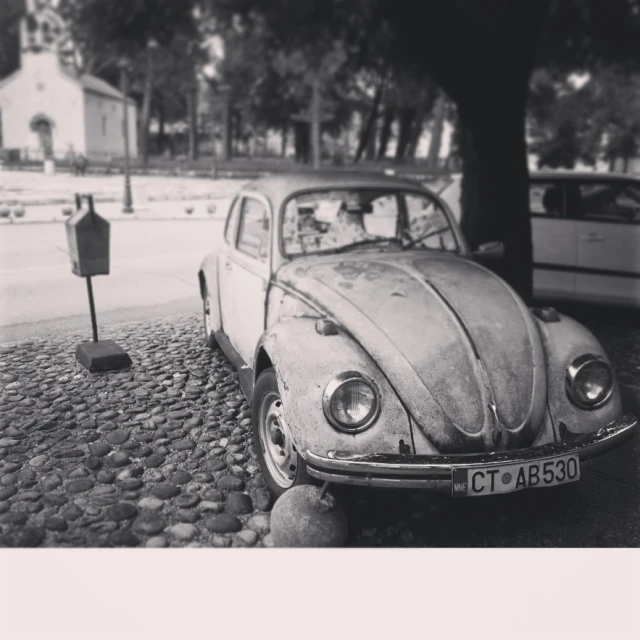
[60,0,198,164]
[366,1,551,302]
[0,0,23,82]
[528,65,640,171]
[426,89,448,170]
[212,0,367,168]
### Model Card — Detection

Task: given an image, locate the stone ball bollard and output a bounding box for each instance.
[270,484,348,548]
[13,207,25,218]
[185,206,194,215]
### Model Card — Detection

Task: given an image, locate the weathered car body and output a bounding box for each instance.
[199,171,637,497]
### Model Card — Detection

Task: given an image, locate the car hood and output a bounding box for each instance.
[276,251,547,454]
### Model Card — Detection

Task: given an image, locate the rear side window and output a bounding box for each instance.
[578,182,640,224]
[224,197,241,244]
[530,182,563,217]
[236,198,270,261]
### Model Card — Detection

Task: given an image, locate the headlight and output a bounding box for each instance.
[323,372,380,432]
[565,354,614,409]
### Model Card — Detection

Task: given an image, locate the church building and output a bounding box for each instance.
[0,0,137,161]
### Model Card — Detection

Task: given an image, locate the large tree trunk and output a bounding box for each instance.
[458,93,533,303]
[394,107,415,162]
[140,47,154,166]
[310,75,322,169]
[426,91,447,170]
[354,84,382,163]
[375,0,550,303]
[281,127,288,157]
[376,104,395,161]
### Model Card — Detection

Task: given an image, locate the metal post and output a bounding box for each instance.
[120,61,133,213]
[86,276,99,342]
[220,84,231,162]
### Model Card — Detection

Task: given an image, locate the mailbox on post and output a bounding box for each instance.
[65,194,131,372]
[66,194,110,277]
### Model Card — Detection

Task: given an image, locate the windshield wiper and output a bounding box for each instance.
[332,237,401,253]
[403,226,451,250]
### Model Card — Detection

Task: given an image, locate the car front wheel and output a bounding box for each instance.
[252,368,311,497]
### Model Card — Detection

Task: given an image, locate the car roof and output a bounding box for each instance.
[241,170,428,209]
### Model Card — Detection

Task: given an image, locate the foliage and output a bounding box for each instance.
[528,66,640,169]
[0,0,24,80]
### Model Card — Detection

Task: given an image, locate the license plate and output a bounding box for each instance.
[451,454,580,497]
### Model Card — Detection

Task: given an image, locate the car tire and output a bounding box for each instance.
[252,367,312,498]
[202,283,217,348]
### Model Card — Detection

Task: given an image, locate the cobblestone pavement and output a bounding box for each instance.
[0,315,273,548]
[0,309,638,547]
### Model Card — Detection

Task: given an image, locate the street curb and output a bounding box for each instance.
[0,194,238,208]
[1,164,273,180]
[0,214,225,226]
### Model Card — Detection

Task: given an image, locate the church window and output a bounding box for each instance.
[102,116,107,136]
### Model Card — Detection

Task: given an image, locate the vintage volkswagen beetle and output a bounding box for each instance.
[198,172,637,498]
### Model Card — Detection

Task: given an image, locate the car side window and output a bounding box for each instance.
[577,182,640,224]
[236,197,270,261]
[530,182,564,217]
[224,197,241,244]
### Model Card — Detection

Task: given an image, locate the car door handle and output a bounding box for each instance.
[223,260,232,271]
[580,234,604,242]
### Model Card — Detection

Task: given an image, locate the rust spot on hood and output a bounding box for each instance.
[333,261,387,282]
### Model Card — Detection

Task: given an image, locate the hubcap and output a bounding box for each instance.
[259,391,297,489]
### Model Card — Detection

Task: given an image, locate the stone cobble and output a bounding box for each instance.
[0,315,271,548]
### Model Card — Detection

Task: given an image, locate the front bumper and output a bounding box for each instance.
[305,413,638,491]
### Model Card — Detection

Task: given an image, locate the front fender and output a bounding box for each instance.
[199,252,221,333]
[535,314,623,435]
[256,318,414,459]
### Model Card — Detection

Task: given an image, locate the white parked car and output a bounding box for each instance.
[437,171,640,308]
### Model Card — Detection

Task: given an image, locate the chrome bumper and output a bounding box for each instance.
[305,413,638,490]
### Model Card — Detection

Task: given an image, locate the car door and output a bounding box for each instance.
[571,179,640,307]
[221,194,272,365]
[218,196,242,336]
[530,179,578,300]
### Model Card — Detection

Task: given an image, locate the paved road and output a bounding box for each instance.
[0,220,224,342]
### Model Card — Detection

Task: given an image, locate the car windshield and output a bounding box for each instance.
[281,188,459,257]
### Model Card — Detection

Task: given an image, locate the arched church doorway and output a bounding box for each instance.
[30,114,54,158]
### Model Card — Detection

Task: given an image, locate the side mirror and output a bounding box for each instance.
[473,241,505,261]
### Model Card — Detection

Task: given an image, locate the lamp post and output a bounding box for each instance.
[119,58,133,213]
[219,82,231,162]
